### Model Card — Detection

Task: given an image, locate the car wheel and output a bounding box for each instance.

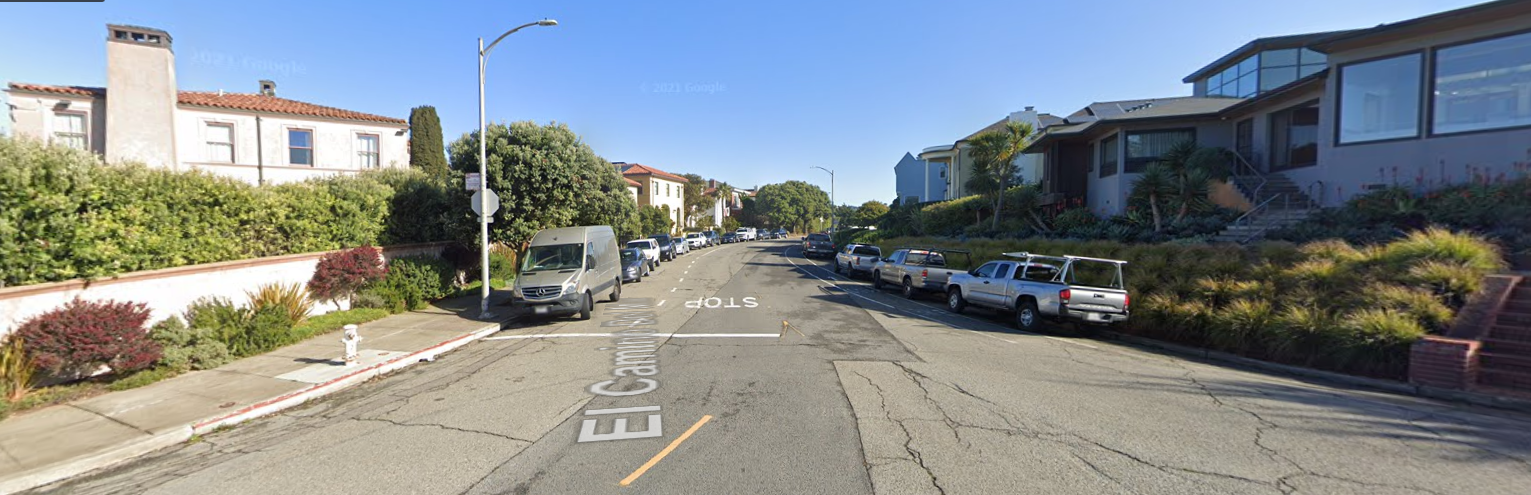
[610,279,622,302]
[902,277,917,299]
[872,271,884,290]
[947,288,967,313]
[1015,299,1041,331]
[579,292,593,320]
[833,261,842,274]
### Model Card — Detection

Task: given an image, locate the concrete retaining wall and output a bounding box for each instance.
[0,242,451,338]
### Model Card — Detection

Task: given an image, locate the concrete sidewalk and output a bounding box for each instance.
[0,294,516,494]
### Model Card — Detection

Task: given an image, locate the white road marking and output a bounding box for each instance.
[678,278,685,282]
[585,405,662,415]
[485,333,778,341]
[658,300,667,307]
[671,288,677,292]
[783,246,1096,350]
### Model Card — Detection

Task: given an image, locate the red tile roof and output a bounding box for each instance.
[7,82,406,125]
[7,82,105,97]
[619,163,690,183]
[624,177,642,187]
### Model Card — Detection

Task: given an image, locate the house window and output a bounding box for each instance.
[205,123,234,163]
[1338,53,1422,144]
[1271,104,1319,171]
[288,129,314,165]
[1432,30,1531,135]
[1235,118,1254,163]
[1125,129,1195,173]
[355,134,380,169]
[652,181,658,195]
[1098,135,1119,178]
[53,112,87,150]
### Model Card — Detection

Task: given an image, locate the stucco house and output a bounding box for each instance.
[917,107,1050,202]
[892,152,945,205]
[1026,0,1531,222]
[616,162,689,234]
[5,24,408,185]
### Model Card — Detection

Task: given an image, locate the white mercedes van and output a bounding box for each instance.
[511,226,621,320]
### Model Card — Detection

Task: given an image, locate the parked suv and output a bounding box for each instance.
[803,233,834,258]
[624,239,660,270]
[650,234,677,261]
[834,244,882,277]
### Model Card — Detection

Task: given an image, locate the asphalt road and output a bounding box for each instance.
[31,239,1531,494]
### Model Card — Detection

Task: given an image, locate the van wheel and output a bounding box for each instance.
[1015,299,1040,331]
[872,271,884,290]
[579,292,593,320]
[947,289,966,313]
[610,279,622,302]
[902,277,917,299]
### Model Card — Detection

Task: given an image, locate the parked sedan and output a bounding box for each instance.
[620,248,649,283]
[722,232,739,243]
[625,239,660,270]
[672,238,689,255]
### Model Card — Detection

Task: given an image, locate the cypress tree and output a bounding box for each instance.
[408,106,447,176]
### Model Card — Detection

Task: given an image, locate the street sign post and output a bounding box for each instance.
[471,188,500,219]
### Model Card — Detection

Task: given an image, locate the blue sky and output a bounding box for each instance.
[0,0,1481,205]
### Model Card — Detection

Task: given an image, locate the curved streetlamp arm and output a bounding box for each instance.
[483,21,546,58]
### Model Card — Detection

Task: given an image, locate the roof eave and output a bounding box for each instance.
[1311,0,1531,53]
[177,102,407,126]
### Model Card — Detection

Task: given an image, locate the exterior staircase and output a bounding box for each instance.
[1209,164,1320,244]
[1478,279,1531,393]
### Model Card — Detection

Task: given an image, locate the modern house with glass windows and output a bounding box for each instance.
[1028,0,1531,218]
[4,24,409,185]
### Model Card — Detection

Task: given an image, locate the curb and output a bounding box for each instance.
[2,320,506,494]
[1094,330,1531,414]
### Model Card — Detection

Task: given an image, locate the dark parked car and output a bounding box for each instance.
[722,232,739,243]
[650,234,677,261]
[803,233,834,258]
[703,230,720,246]
[620,248,649,283]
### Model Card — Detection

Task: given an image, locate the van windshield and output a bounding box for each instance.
[522,243,584,272]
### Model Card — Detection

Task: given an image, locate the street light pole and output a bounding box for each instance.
[811,166,835,232]
[477,19,557,318]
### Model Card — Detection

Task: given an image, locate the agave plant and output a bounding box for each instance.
[246,282,315,325]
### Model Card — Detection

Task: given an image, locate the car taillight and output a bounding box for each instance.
[921,269,928,278]
[1060,289,1071,303]
[1123,293,1130,309]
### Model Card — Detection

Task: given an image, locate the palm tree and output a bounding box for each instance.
[1130,164,1175,232]
[967,121,1036,230]
[1136,141,1232,227]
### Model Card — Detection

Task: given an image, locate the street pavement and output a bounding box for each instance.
[29,239,1531,494]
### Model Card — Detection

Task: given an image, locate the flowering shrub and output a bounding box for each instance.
[15,298,161,377]
[308,246,387,307]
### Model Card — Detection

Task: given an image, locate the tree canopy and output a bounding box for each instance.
[754,181,831,232]
[408,106,447,177]
[852,200,890,227]
[447,121,639,249]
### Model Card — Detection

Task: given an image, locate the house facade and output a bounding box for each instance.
[918,107,1049,201]
[5,24,408,185]
[617,162,688,234]
[1025,0,1531,218]
[892,152,946,205]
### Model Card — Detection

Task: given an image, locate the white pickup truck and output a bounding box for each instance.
[872,248,973,300]
[944,252,1129,331]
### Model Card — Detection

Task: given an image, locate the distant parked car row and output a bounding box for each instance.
[722,227,787,243]
[817,241,1132,332]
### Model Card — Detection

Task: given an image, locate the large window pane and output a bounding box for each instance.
[53,113,87,150]
[1238,74,1258,97]
[1099,135,1119,178]
[1338,53,1422,143]
[1260,67,1298,91]
[1125,129,1195,173]
[1299,64,1325,78]
[288,129,314,165]
[1433,31,1531,135]
[1221,67,1239,86]
[1238,55,1259,76]
[1262,49,1298,67]
[1299,48,1326,65]
[1207,72,1221,89]
[206,123,234,163]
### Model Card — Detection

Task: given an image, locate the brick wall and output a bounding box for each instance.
[1410,336,1481,389]
[1446,274,1522,340]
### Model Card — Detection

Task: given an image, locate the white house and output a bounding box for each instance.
[616,162,688,234]
[5,24,408,185]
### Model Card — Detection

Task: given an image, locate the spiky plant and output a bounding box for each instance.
[246,282,314,325]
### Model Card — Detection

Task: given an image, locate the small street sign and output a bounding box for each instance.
[466,173,482,191]
[471,188,500,217]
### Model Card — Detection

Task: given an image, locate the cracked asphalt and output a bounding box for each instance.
[29,239,1531,494]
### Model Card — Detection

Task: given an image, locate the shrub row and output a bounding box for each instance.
[873,228,1503,379]
[877,187,1234,244]
[1269,176,1531,256]
[0,137,468,287]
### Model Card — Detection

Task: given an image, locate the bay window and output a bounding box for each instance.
[1432,30,1531,135]
[1337,53,1422,144]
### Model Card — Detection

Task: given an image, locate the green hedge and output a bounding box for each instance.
[874,229,1504,379]
[0,137,467,287]
[1270,177,1531,255]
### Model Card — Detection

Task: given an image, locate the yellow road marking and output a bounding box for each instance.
[619,415,714,487]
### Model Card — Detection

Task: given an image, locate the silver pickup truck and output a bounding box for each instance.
[872,248,973,300]
[833,244,882,277]
[945,252,1129,331]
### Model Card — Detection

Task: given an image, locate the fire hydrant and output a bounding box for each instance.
[341,324,361,366]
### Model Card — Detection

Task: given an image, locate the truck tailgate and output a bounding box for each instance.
[1065,287,1128,313]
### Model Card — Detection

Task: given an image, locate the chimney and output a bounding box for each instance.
[105,24,178,169]
[259,79,276,96]
[709,179,716,188]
